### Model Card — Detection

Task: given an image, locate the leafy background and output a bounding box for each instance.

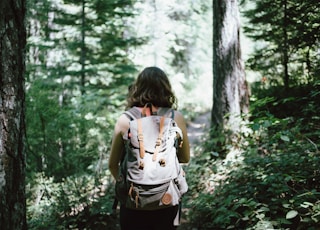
[25,0,319,229]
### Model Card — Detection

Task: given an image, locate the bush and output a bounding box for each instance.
[186,85,320,229]
[27,171,118,230]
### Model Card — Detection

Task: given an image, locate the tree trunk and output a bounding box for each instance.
[282,0,290,89]
[0,0,27,229]
[80,0,86,95]
[211,0,249,132]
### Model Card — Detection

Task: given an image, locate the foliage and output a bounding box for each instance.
[27,169,118,229]
[186,84,320,229]
[26,78,121,180]
[24,0,320,228]
[25,0,139,181]
[25,0,139,228]
[25,0,213,228]
[129,0,213,112]
[241,0,320,88]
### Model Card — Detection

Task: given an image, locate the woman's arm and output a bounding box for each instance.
[174,111,190,163]
[108,114,130,179]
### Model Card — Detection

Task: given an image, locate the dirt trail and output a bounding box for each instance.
[178,112,211,230]
[187,112,211,152]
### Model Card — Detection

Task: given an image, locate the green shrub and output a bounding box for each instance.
[27,171,116,229]
[186,85,320,229]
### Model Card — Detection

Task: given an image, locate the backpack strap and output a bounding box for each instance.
[124,107,142,120]
[157,107,175,119]
[125,106,174,161]
[137,119,145,159]
[125,106,174,119]
[153,116,165,161]
[137,116,165,162]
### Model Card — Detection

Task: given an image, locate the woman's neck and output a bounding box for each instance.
[136,104,159,116]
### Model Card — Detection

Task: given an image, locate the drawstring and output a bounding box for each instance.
[128,183,139,208]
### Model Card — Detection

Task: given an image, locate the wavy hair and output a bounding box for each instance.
[127,67,177,109]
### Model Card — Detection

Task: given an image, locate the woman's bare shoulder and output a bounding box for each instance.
[115,113,130,135]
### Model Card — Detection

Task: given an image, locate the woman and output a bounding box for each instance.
[109,66,190,230]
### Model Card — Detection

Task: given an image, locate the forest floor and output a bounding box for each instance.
[178,111,211,230]
[186,111,211,155]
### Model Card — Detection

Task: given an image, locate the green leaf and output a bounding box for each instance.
[286,210,298,219]
[280,135,290,142]
[283,203,291,208]
[211,151,219,157]
[300,202,314,208]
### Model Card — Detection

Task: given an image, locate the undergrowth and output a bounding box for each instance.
[185,84,320,229]
[26,84,319,229]
[27,170,119,230]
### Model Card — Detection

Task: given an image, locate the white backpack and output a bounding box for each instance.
[115,104,188,210]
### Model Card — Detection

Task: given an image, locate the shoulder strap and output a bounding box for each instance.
[137,115,165,162]
[124,106,174,120]
[124,107,142,120]
[153,116,165,161]
[157,107,175,119]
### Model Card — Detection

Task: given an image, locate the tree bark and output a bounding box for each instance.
[282,0,289,89]
[80,0,86,95]
[0,0,27,229]
[211,0,249,132]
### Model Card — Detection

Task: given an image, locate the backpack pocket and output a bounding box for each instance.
[126,180,181,210]
[174,167,188,195]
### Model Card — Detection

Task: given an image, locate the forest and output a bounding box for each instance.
[0,0,319,229]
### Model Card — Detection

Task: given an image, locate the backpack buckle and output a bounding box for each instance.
[155,137,162,146]
[138,134,144,141]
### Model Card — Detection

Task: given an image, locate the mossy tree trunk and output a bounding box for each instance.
[0,0,27,229]
[211,0,249,134]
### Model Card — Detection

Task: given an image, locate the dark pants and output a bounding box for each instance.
[120,205,179,230]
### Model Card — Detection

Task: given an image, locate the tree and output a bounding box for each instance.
[0,0,27,229]
[242,0,320,88]
[211,0,249,134]
[26,0,141,180]
[126,1,213,111]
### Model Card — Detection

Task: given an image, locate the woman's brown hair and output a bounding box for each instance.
[127,67,177,108]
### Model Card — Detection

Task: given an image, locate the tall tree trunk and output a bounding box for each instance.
[0,0,27,229]
[80,0,86,95]
[151,0,158,65]
[282,0,289,89]
[211,0,249,133]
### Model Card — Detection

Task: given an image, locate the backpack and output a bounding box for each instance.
[115,104,188,210]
